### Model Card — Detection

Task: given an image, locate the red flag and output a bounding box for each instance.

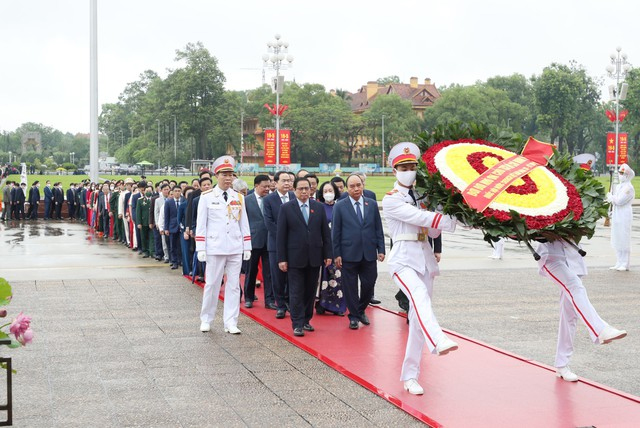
[520,136,555,166]
[619,110,628,122]
[605,110,616,122]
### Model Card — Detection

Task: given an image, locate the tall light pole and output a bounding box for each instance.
[381,115,385,173]
[240,111,244,164]
[70,152,75,164]
[89,0,99,183]
[156,119,160,149]
[263,34,293,167]
[606,46,630,186]
[8,151,11,164]
[173,115,177,176]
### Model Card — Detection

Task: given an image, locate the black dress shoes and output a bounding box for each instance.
[276,309,286,319]
[303,323,314,332]
[360,314,370,325]
[245,301,253,308]
[369,297,381,305]
[293,328,304,337]
[170,264,178,270]
[265,303,278,310]
[349,320,359,330]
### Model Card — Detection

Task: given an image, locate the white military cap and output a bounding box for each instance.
[388,142,420,168]
[212,155,236,174]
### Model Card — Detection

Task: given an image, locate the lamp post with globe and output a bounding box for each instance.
[263,34,293,167]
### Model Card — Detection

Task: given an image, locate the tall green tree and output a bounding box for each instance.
[164,42,226,160]
[363,94,421,165]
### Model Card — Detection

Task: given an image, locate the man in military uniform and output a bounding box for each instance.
[381,142,458,396]
[136,184,153,258]
[195,156,252,334]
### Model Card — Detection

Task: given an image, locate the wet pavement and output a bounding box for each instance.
[0,211,638,426]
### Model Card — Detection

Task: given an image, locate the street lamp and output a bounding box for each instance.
[606,46,631,186]
[70,152,75,164]
[8,151,11,164]
[173,115,177,176]
[263,34,293,166]
[381,115,385,172]
[156,119,160,149]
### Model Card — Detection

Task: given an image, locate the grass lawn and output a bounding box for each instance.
[4,173,638,202]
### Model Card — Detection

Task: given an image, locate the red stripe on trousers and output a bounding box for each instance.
[394,272,437,348]
[543,265,598,338]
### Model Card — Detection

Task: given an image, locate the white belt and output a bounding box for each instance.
[394,233,427,242]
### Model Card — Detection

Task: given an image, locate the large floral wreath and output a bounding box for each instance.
[415,124,608,255]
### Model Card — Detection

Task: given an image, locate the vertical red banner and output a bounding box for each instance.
[606,132,628,166]
[279,129,291,165]
[264,129,276,165]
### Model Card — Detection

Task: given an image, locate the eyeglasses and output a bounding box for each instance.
[296,187,310,191]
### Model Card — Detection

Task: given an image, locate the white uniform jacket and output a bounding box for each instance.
[382,182,455,278]
[195,186,251,256]
[536,239,587,277]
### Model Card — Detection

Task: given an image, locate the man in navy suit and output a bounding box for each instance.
[332,174,386,329]
[243,174,273,309]
[66,183,76,220]
[27,181,40,220]
[263,171,296,319]
[338,172,376,201]
[43,180,53,220]
[164,186,182,269]
[53,182,64,220]
[277,176,332,337]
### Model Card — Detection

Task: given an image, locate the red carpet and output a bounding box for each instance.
[186,275,640,427]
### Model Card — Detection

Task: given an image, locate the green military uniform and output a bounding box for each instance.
[136,195,152,257]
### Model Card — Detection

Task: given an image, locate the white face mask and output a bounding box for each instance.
[323,192,335,202]
[110,185,115,191]
[395,170,417,187]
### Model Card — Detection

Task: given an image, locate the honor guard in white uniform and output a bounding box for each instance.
[381,142,458,396]
[195,156,252,334]
[536,239,626,381]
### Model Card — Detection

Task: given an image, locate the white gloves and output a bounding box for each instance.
[605,192,613,203]
[197,251,207,262]
[440,215,457,233]
[243,250,252,261]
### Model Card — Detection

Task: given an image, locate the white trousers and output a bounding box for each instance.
[200,254,242,329]
[541,260,607,368]
[615,249,630,270]
[161,235,168,260]
[123,216,130,244]
[393,267,445,381]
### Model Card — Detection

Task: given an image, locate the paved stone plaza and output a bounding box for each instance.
[0,208,638,427]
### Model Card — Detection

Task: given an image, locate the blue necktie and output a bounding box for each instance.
[301,203,309,224]
[355,201,363,224]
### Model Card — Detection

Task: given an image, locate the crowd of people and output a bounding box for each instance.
[0,153,633,397]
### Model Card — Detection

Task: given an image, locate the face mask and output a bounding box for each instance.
[323,192,335,202]
[145,191,152,197]
[395,170,417,187]
[110,186,115,191]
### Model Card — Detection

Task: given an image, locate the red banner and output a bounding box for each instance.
[606,132,628,166]
[264,129,276,165]
[462,155,540,212]
[264,129,292,165]
[279,129,291,164]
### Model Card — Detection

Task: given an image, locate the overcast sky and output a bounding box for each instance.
[0,0,637,134]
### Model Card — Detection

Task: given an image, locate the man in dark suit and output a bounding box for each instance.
[43,180,53,220]
[277,176,332,337]
[27,181,40,220]
[263,171,296,319]
[338,172,377,201]
[66,183,76,220]
[332,174,386,329]
[53,182,64,220]
[243,174,273,309]
[13,183,26,220]
[164,186,182,269]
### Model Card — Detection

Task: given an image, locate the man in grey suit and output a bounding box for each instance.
[243,175,274,308]
[332,174,385,329]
